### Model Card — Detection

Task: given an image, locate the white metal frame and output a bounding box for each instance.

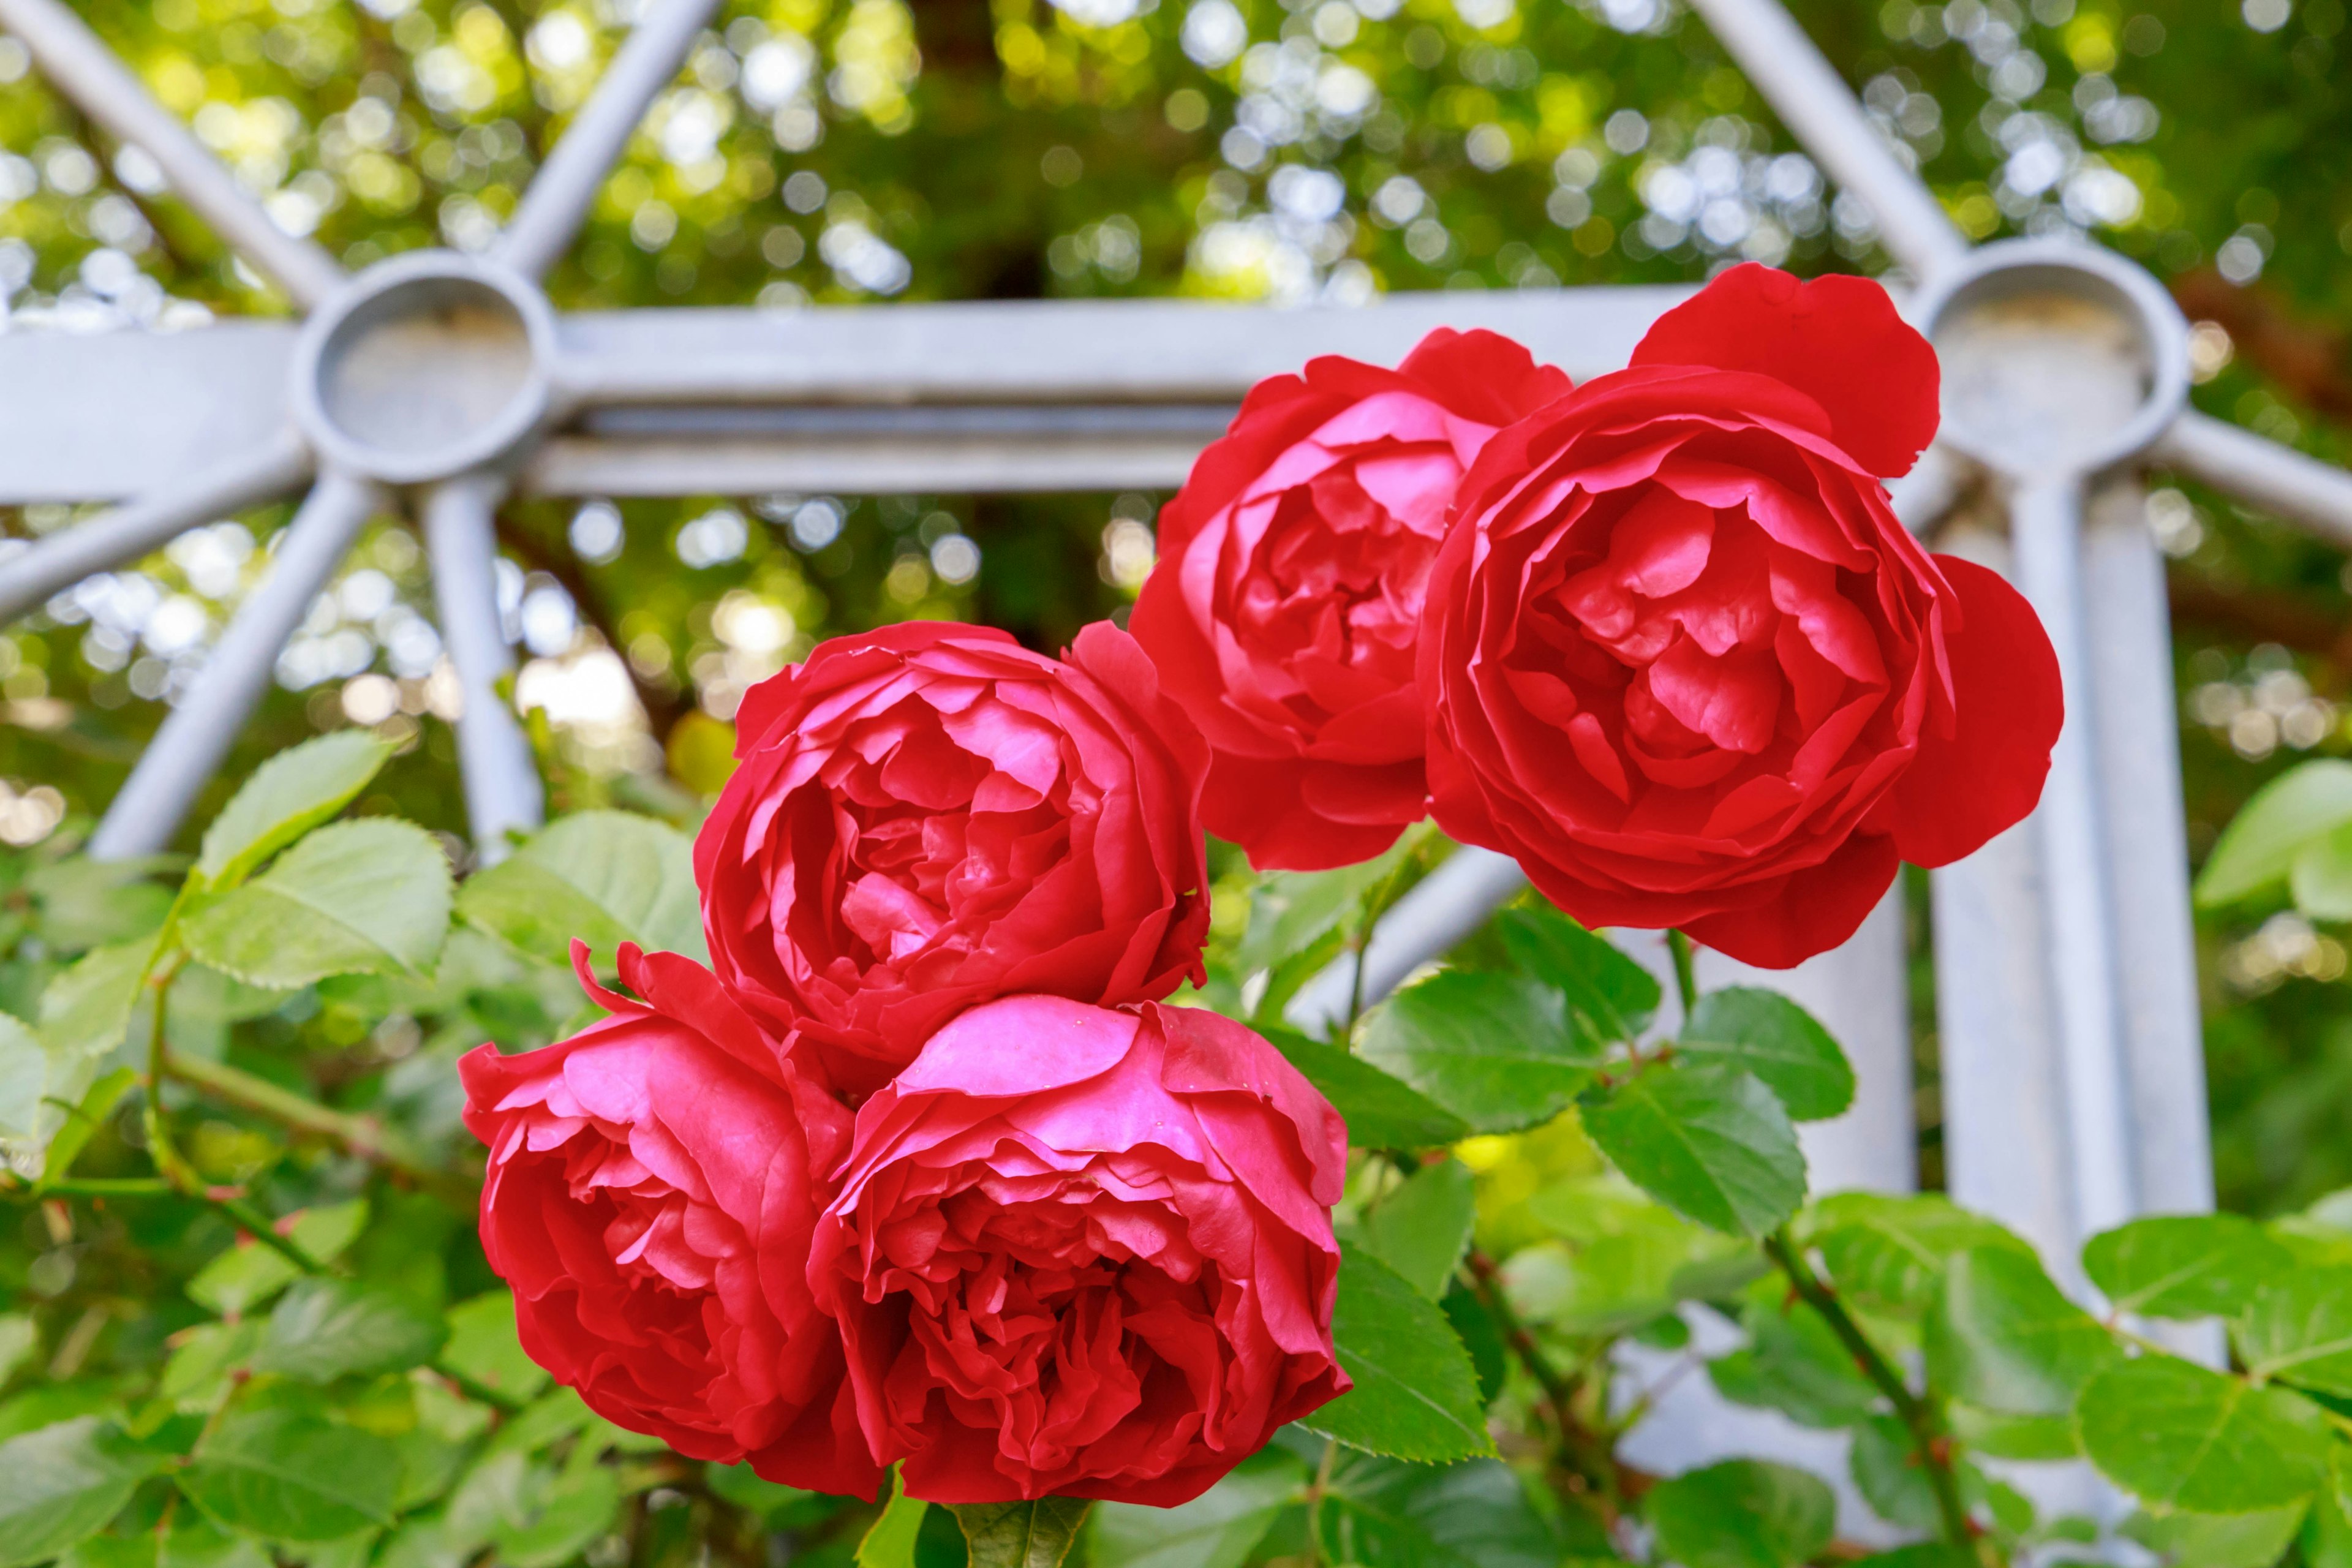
[6,0,2351,1481]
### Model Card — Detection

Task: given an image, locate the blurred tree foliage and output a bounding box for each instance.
[0,0,2350,1207]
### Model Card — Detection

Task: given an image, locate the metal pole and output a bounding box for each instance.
[0,0,345,309]
[419,473,543,862]
[2155,409,2352,544]
[88,472,382,859]
[1681,0,1969,278]
[0,430,313,624]
[2008,472,2138,1243]
[494,0,723,280]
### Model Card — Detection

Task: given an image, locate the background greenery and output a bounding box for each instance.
[4,0,2352,1562]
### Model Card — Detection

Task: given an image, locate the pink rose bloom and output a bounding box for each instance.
[461,944,884,1499]
[695,622,1212,1095]
[809,995,1349,1506]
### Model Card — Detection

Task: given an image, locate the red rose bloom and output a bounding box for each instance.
[1420,264,2062,967]
[808,994,1349,1506]
[460,944,881,1498]
[1133,328,1574,870]
[695,622,1212,1092]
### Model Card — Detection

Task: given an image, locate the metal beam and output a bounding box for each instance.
[2155,409,2352,544]
[88,472,383,859]
[496,0,723,280]
[0,430,312,624]
[552,288,1696,407]
[0,0,344,309]
[1683,0,1969,278]
[419,473,543,861]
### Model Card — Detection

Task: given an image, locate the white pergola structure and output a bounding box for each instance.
[7,0,2352,1511]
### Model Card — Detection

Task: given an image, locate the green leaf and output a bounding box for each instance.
[1495,901,1659,1046]
[253,1280,447,1383]
[490,1463,620,1568]
[1360,1157,1476,1299]
[858,1468,928,1568]
[1357,970,1595,1134]
[1581,1064,1804,1239]
[1261,1029,1469,1151]
[1643,1460,1836,1568]
[2076,1356,2331,1512]
[1848,1548,1977,1568]
[1236,843,1413,976]
[455,811,706,971]
[951,1499,1093,1568]
[23,858,176,953]
[2195,760,2352,908]
[2082,1214,2296,1321]
[40,1068,137,1186]
[197,730,396,891]
[159,1322,264,1413]
[179,1409,400,1542]
[1811,1194,2034,1315]
[37,942,149,1064]
[440,1292,550,1406]
[0,1418,165,1568]
[1296,1242,1494,1462]
[1439,1283,1507,1407]
[0,1316,36,1387]
[1708,1294,1882,1430]
[1679,989,1855,1121]
[1317,1452,1563,1568]
[1924,1246,2119,1417]
[2233,1266,2352,1397]
[2125,1503,2310,1568]
[0,1012,42,1146]
[186,1202,368,1317]
[183,820,451,989]
[1088,1449,1304,1568]
[1847,1416,1944,1532]
[2288,820,2352,920]
[1944,1400,2079,1461]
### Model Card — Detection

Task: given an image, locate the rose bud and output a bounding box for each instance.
[1133,328,1574,870]
[461,943,883,1499]
[808,994,1349,1506]
[695,622,1212,1093]
[1420,263,2062,968]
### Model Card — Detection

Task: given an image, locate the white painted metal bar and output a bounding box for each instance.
[2008,472,2138,1243]
[420,473,543,862]
[496,0,723,280]
[0,430,312,624]
[0,0,344,309]
[551,288,1696,407]
[0,324,295,505]
[88,472,383,860]
[2155,409,2352,544]
[1683,0,1968,278]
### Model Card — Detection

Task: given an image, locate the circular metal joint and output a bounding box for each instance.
[291,251,558,485]
[1908,237,2190,480]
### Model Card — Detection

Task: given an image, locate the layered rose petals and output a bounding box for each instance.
[460,944,882,1498]
[1134,328,1574,870]
[1420,264,2062,968]
[809,995,1349,1506]
[695,622,1212,1091]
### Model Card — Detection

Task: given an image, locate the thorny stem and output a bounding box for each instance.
[1464,1250,1621,1523]
[1300,1436,1340,1567]
[143,957,320,1275]
[1665,929,1699,1020]
[1763,1229,1985,1562]
[164,1047,475,1205]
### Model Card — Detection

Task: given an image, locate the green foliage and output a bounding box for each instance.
[0,1420,168,1568]
[181,820,453,988]
[2196,761,2352,910]
[194,733,396,893]
[1297,1242,1493,1461]
[948,1499,1092,1568]
[1580,1063,1806,1238]
[1677,989,1855,1122]
[1643,1460,1836,1568]
[1261,1028,1469,1152]
[1311,1452,1564,1568]
[1357,1157,1477,1299]
[2076,1359,2332,1513]
[1356,970,1594,1134]
[454,810,706,971]
[2082,1213,2296,1319]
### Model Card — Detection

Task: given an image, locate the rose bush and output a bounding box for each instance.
[695,621,1212,1091]
[1133,328,1574,870]
[460,943,884,1498]
[1419,264,2063,967]
[807,993,1349,1506]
